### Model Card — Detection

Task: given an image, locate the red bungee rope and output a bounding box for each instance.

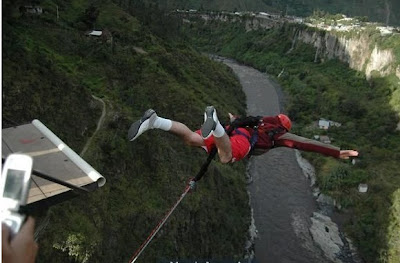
[128,183,192,263]
[128,126,236,262]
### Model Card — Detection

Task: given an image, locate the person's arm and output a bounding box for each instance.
[275,133,358,159]
[2,217,38,263]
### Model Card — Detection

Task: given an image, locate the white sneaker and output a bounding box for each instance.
[200,106,218,139]
[128,109,157,141]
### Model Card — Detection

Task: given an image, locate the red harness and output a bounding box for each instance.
[247,116,287,155]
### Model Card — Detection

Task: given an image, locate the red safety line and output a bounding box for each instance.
[128,184,192,263]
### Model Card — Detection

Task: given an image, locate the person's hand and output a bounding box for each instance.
[339,150,359,159]
[2,217,38,263]
[228,113,237,122]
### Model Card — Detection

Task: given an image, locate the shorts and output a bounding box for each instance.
[195,128,251,163]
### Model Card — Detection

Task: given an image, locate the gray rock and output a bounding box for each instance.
[295,150,316,186]
[310,212,343,263]
[317,194,335,206]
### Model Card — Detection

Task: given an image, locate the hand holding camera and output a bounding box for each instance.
[1,154,33,235]
[1,154,38,263]
[2,217,38,263]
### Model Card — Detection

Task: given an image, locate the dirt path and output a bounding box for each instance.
[80,95,106,157]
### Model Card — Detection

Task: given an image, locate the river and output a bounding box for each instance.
[222,58,333,263]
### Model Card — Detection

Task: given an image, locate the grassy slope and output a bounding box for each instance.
[3,1,251,262]
[181,19,400,262]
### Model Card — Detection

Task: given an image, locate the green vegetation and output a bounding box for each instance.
[3,1,251,262]
[4,0,400,261]
[181,19,400,262]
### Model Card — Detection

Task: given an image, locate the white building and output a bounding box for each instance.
[24,6,43,14]
[318,119,330,129]
[318,119,342,129]
[88,30,103,37]
[358,184,368,193]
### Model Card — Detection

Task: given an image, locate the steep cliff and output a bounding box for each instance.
[184,11,400,121]
[185,12,400,83]
[181,13,400,262]
[295,29,398,80]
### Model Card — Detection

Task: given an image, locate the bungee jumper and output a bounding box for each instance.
[126,106,358,262]
[128,106,359,162]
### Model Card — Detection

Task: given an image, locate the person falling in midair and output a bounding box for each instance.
[128,106,359,163]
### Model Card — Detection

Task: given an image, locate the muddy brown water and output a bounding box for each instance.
[222,58,330,263]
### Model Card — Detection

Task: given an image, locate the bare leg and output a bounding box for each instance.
[214,134,232,163]
[169,121,205,147]
[200,106,233,163]
[170,121,232,163]
[129,108,232,163]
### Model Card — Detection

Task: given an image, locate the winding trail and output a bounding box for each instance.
[80,95,106,157]
[222,58,330,263]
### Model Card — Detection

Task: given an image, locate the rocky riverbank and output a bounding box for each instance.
[219,56,363,263]
[295,151,364,263]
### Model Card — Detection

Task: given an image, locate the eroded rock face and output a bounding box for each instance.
[240,15,397,81]
[193,13,399,84]
[296,30,396,80]
[365,45,394,78]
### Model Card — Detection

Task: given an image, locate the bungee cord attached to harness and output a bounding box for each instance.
[128,147,218,263]
[128,183,192,263]
[128,115,275,262]
[127,124,242,263]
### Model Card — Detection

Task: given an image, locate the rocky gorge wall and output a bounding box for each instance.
[185,12,400,82]
[246,15,400,82]
[294,28,399,80]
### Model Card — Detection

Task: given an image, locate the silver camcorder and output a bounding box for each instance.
[1,154,33,236]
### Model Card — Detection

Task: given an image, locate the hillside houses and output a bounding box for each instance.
[314,118,342,144]
[88,30,103,37]
[318,119,341,130]
[86,29,112,43]
[303,15,400,35]
[20,5,43,15]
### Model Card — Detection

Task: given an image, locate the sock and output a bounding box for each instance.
[153,116,172,131]
[213,122,225,138]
